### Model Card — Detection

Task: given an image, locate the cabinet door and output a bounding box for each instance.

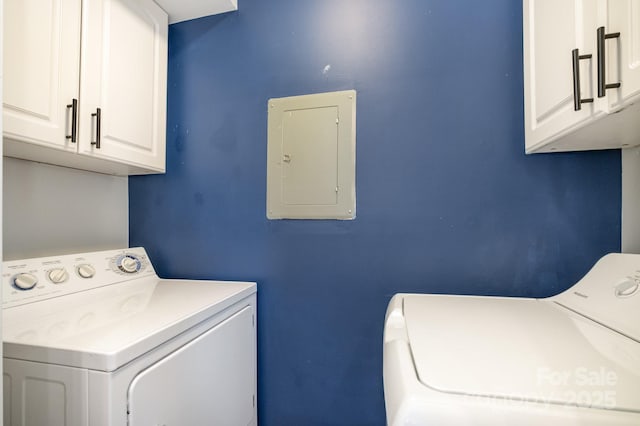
[3,0,81,151]
[604,0,640,109]
[79,0,167,172]
[523,0,600,152]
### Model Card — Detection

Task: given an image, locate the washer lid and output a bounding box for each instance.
[3,277,256,372]
[402,294,640,412]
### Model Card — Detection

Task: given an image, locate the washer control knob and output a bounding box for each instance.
[77,264,96,279]
[13,273,38,290]
[48,268,69,284]
[615,279,639,298]
[118,255,141,274]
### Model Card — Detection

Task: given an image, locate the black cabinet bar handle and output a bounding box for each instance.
[66,98,78,143]
[597,26,621,97]
[572,49,593,111]
[91,108,101,149]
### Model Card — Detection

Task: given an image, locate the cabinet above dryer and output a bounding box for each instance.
[524,0,640,153]
[3,0,168,175]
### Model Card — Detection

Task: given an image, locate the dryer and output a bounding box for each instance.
[2,247,257,426]
[383,253,640,425]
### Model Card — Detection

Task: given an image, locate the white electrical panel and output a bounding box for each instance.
[267,90,356,220]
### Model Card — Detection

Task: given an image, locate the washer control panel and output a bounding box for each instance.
[2,247,155,308]
[551,253,640,343]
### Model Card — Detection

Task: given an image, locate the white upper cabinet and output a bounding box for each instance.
[3,0,168,175]
[524,0,640,153]
[603,0,640,110]
[3,0,81,152]
[79,0,167,172]
[524,0,600,152]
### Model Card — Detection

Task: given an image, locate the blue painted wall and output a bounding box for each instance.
[129,0,621,424]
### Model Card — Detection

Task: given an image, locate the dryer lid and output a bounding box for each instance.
[402,294,640,412]
[3,278,256,372]
[550,253,640,343]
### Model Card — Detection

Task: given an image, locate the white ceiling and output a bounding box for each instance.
[155,0,238,24]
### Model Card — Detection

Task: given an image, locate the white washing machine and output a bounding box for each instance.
[2,247,257,426]
[383,253,640,425]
